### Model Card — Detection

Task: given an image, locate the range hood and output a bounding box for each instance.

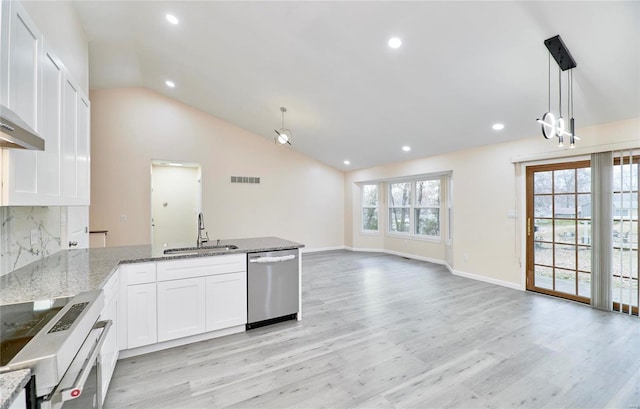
[0,104,45,150]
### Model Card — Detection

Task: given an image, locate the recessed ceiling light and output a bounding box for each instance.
[492,123,505,130]
[344,160,351,165]
[402,146,411,152]
[166,14,179,25]
[165,80,175,88]
[388,37,402,49]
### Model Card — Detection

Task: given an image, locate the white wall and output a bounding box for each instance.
[345,118,640,288]
[90,87,345,250]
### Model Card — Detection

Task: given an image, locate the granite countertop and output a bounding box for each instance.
[0,369,30,409]
[0,237,303,305]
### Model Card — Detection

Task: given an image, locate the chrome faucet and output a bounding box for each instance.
[196,213,209,248]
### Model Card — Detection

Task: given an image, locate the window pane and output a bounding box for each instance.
[534,241,552,266]
[362,208,378,231]
[555,268,576,295]
[577,194,590,219]
[415,208,439,236]
[554,169,575,193]
[389,183,411,207]
[555,244,576,270]
[534,219,552,242]
[577,167,591,193]
[554,194,575,219]
[389,208,410,233]
[578,272,591,298]
[534,266,553,289]
[613,192,638,221]
[577,220,592,245]
[613,162,639,191]
[534,171,552,194]
[612,249,638,279]
[534,196,552,218]
[415,180,440,207]
[555,220,575,244]
[362,185,378,207]
[577,246,591,272]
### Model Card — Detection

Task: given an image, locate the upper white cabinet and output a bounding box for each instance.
[0,0,90,206]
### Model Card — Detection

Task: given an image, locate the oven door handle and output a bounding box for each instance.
[45,319,112,407]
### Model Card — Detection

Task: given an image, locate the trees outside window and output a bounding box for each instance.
[362,184,379,232]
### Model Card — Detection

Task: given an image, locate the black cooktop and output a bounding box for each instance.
[0,297,70,366]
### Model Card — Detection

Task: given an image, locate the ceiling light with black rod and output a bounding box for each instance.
[274,106,292,145]
[537,35,580,149]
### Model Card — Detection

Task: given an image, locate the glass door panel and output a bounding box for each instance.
[526,161,591,303]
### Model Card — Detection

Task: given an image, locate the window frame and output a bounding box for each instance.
[361,184,380,233]
[387,178,442,240]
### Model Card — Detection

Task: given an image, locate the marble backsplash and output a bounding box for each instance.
[0,207,63,275]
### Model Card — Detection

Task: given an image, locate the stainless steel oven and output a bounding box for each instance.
[0,290,111,409]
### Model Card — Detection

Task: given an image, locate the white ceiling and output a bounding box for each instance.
[73,1,640,171]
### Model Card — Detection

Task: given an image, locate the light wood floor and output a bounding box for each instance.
[104,251,640,409]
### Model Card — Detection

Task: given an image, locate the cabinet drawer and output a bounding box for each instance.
[120,262,156,285]
[157,254,245,282]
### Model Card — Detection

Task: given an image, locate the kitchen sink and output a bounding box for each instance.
[163,244,239,255]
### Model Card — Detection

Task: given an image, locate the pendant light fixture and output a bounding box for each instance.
[536,35,580,149]
[274,107,292,145]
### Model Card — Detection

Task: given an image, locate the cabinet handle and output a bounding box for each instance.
[69,241,78,247]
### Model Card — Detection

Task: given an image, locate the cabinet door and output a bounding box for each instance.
[1,0,43,205]
[38,48,63,204]
[206,272,247,332]
[61,74,78,202]
[126,283,157,349]
[99,290,119,406]
[157,278,206,342]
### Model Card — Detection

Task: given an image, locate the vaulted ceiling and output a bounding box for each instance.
[73,1,640,170]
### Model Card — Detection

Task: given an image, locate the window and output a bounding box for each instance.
[389,179,441,238]
[389,182,411,233]
[415,180,440,236]
[362,184,379,232]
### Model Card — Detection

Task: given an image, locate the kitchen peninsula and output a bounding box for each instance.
[0,237,303,409]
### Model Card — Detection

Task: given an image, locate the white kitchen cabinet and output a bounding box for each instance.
[99,273,119,406]
[126,283,157,349]
[0,0,43,205]
[61,74,90,205]
[119,262,157,350]
[157,277,206,342]
[1,0,40,128]
[0,0,90,206]
[206,271,247,332]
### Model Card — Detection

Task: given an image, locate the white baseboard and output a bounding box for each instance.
[383,249,445,265]
[344,246,386,253]
[301,246,346,253]
[451,269,524,291]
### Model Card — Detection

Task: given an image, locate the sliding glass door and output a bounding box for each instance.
[526,161,592,303]
[612,154,639,314]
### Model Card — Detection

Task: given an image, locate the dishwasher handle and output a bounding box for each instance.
[249,254,296,264]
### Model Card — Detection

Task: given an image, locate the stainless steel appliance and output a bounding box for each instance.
[0,290,111,409]
[0,104,45,150]
[247,249,299,329]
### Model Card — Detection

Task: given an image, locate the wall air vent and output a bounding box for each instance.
[230,176,261,184]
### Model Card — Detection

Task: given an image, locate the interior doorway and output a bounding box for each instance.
[151,161,201,250]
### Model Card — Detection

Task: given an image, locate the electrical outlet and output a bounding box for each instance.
[120,214,127,222]
[30,230,39,245]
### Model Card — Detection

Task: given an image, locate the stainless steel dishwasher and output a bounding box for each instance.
[247,249,299,329]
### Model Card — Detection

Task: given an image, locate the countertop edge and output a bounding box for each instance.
[0,369,31,409]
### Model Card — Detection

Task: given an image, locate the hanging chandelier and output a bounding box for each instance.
[274,106,292,145]
[537,35,580,148]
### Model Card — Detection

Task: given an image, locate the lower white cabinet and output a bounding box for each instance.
[126,283,157,349]
[99,274,119,406]
[206,272,247,332]
[157,277,206,342]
